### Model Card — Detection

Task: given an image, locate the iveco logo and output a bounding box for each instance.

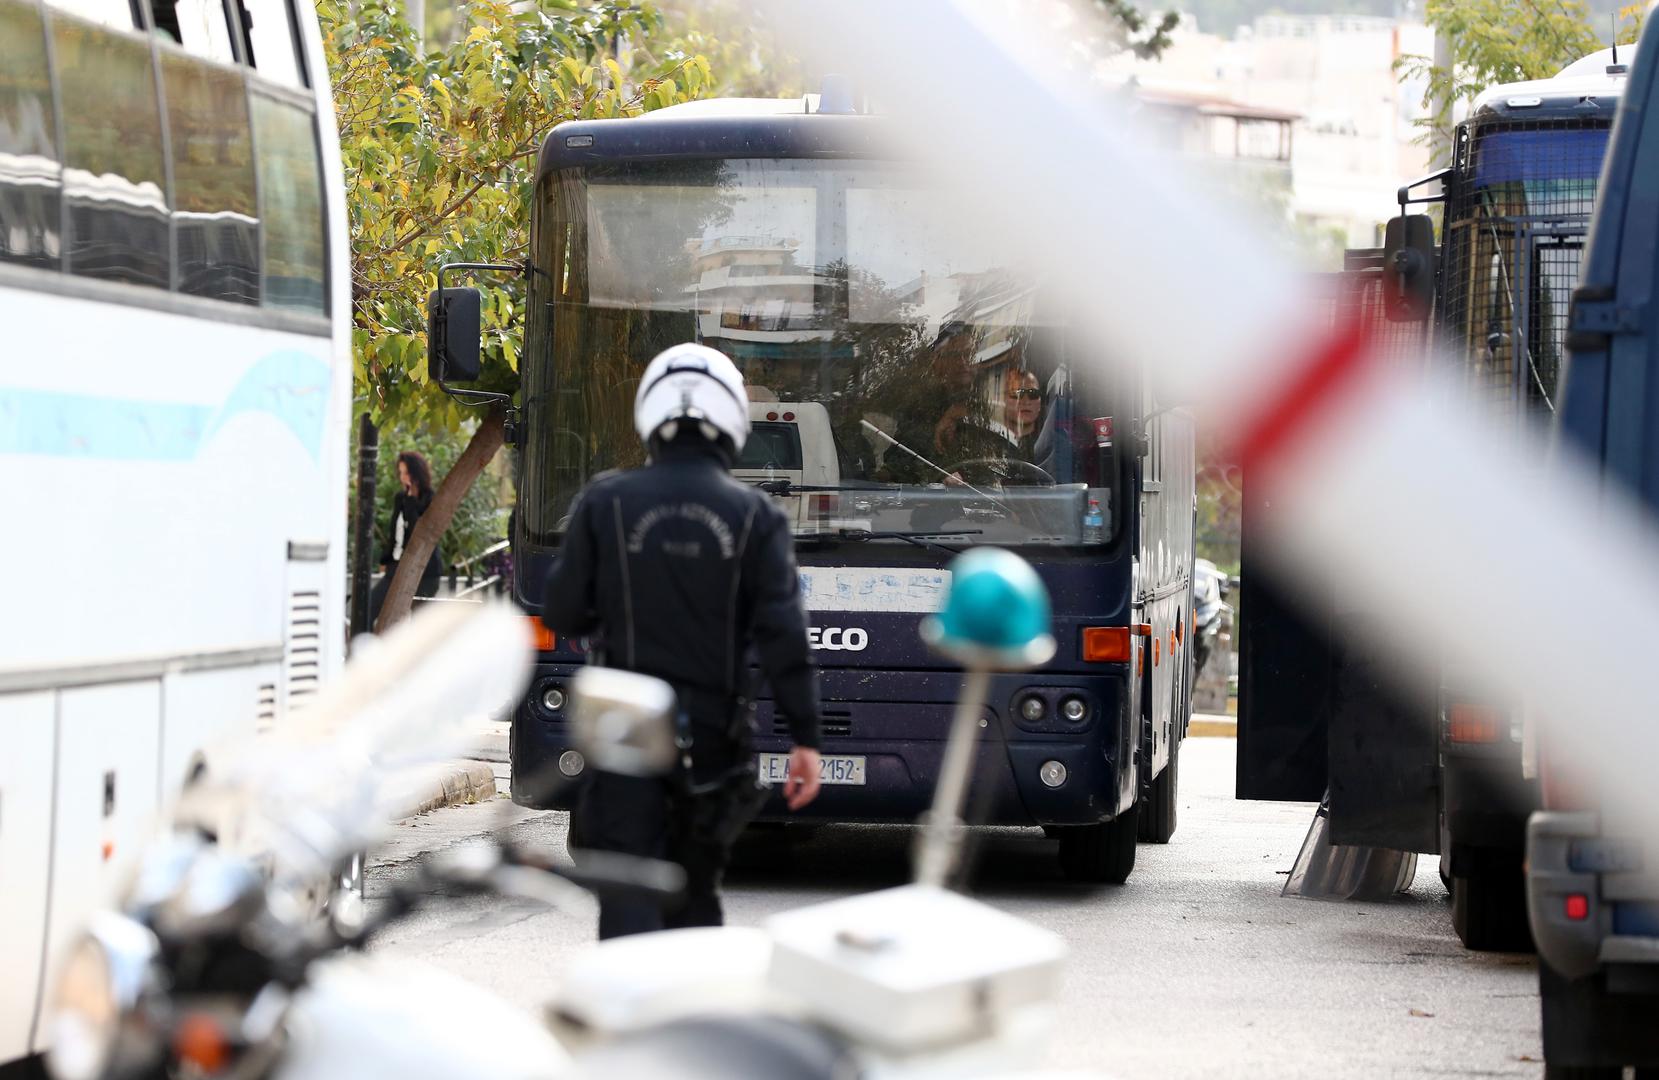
[807,627,869,652]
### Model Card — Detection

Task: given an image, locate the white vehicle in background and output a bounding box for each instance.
[0,0,350,1067]
[732,401,841,531]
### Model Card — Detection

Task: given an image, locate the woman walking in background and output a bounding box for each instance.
[369,450,444,628]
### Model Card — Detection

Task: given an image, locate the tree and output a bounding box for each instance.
[1396,0,1617,160]
[320,0,709,630]
[651,0,1177,102]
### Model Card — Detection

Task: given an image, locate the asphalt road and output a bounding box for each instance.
[368,739,1545,1079]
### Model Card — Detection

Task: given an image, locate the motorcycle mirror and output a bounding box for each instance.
[568,668,680,777]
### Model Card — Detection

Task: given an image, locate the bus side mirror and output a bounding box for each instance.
[428,287,483,382]
[1382,214,1436,323]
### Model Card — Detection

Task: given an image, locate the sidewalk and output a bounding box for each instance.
[386,718,510,821]
[1190,712,1237,738]
[384,759,498,819]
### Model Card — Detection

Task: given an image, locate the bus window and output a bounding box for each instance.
[42,0,135,29]
[54,14,170,289]
[146,0,236,63]
[233,0,304,87]
[250,92,325,313]
[162,53,258,302]
[0,0,63,272]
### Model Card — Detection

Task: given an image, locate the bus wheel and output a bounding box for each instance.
[1057,802,1138,884]
[1138,735,1179,844]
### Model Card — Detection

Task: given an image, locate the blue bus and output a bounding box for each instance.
[491,93,1195,883]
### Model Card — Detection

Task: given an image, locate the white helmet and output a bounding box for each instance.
[633,343,750,453]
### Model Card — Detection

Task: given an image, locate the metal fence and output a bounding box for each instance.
[1439,117,1609,418]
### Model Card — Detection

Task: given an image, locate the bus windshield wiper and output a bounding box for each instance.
[751,479,895,495]
[831,527,982,557]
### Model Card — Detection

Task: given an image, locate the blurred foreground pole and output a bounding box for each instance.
[770,0,1659,838]
[350,414,378,639]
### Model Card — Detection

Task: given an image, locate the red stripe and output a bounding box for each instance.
[1239,315,1375,474]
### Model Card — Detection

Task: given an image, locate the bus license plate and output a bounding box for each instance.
[758,752,866,786]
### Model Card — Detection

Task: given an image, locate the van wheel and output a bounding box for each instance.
[1058,802,1139,884]
[1451,869,1533,952]
[1138,737,1179,844]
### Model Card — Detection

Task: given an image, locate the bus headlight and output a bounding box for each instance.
[1059,697,1088,723]
[542,685,567,712]
[1019,696,1046,723]
[45,915,159,1080]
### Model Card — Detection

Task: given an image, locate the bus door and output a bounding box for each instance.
[1236,249,1440,852]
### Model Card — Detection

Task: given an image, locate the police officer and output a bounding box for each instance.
[541,343,823,940]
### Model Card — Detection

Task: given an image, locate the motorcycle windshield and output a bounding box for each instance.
[175,603,532,880]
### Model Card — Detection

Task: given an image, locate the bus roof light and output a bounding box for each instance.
[817,74,856,115]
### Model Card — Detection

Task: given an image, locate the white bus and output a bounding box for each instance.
[0,0,350,1065]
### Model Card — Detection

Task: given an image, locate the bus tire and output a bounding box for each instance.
[1138,735,1179,844]
[1451,869,1532,953]
[1057,802,1138,884]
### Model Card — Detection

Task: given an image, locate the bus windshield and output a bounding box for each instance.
[521,157,1122,549]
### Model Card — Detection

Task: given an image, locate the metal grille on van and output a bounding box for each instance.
[284,590,322,709]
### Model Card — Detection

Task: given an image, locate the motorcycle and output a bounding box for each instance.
[40,603,677,1080]
[42,551,1093,1080]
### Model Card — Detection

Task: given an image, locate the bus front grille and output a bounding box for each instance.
[776,714,852,738]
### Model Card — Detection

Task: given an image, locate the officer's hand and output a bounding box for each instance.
[785,747,822,811]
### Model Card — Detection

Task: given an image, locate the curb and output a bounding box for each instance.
[473,721,509,764]
[390,760,498,820]
[1189,714,1237,738]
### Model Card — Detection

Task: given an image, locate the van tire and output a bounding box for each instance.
[1058,802,1138,884]
[1451,869,1533,952]
[1138,736,1179,844]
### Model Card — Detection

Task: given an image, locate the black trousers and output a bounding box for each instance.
[574,720,754,940]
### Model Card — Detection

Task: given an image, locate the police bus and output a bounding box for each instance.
[1239,48,1628,946]
[451,92,1196,884]
[0,0,349,1065]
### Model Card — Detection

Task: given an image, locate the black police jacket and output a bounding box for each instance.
[541,440,823,750]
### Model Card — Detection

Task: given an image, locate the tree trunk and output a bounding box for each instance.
[374,403,506,633]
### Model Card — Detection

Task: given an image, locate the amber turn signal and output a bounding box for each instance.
[1081,626,1132,663]
[1447,703,1501,744]
[528,617,556,652]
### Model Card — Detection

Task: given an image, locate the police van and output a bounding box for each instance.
[1525,19,1659,1076]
